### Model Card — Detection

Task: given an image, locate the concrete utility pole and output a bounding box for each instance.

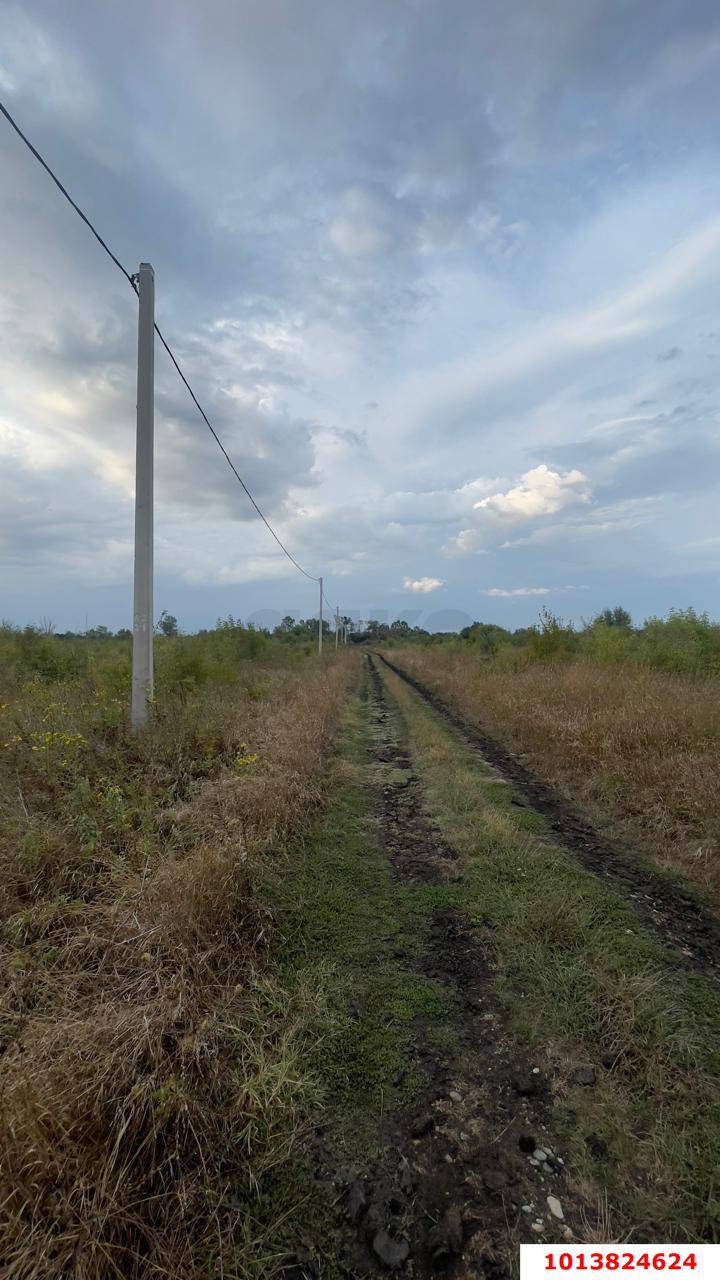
[131,263,155,732]
[318,577,323,656]
[335,606,339,649]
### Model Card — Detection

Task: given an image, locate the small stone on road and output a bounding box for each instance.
[547,1195,564,1220]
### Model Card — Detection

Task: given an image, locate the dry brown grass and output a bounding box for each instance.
[0,654,356,1278]
[389,651,720,904]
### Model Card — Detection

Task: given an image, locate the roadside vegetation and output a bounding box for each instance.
[383,608,720,904]
[0,619,355,1278]
[0,610,337,692]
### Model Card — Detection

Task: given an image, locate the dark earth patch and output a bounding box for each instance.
[333,916,574,1277]
[377,653,720,982]
[368,657,459,885]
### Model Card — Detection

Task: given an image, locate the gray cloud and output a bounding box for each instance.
[2,0,720,627]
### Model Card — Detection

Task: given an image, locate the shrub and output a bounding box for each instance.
[526,608,578,661]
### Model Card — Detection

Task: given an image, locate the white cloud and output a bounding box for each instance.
[483,586,549,598]
[375,477,498,527]
[386,214,720,449]
[446,465,591,558]
[329,185,411,257]
[403,576,443,593]
[474,465,589,519]
[445,528,488,556]
[500,496,664,549]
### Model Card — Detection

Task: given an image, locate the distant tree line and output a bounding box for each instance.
[3,604,719,677]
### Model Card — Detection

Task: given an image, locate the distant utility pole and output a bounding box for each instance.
[318,576,323,656]
[131,262,155,732]
[335,606,339,649]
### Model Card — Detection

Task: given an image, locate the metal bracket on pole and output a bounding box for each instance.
[131,263,155,731]
[318,577,323,656]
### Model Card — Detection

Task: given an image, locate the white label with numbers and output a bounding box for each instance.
[521,1245,718,1280]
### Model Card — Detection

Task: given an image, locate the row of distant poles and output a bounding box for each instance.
[320,584,350,659]
[131,264,346,733]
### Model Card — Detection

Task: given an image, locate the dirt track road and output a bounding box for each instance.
[337,656,577,1276]
[279,654,720,1277]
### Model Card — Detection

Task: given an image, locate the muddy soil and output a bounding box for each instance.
[294,658,581,1279]
[368,657,460,885]
[377,653,720,982]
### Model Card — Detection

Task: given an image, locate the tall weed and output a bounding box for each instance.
[0,626,356,1277]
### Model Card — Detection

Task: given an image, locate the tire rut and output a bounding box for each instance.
[376,652,720,983]
[326,657,582,1278]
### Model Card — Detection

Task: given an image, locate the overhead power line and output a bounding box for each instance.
[0,102,136,289]
[150,324,318,581]
[0,99,321,585]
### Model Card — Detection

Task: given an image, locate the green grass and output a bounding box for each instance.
[233,678,461,1270]
[263,689,454,1122]
[380,662,720,1242]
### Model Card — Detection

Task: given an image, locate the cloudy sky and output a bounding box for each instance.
[1,0,719,633]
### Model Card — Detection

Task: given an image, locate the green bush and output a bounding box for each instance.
[579,621,637,664]
[15,629,86,683]
[155,639,208,693]
[638,608,720,675]
[526,608,578,661]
